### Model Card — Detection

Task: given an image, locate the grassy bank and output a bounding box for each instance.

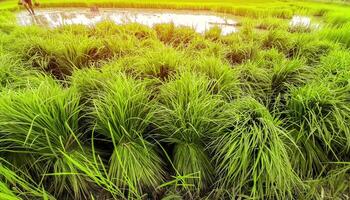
[1,0,350,199]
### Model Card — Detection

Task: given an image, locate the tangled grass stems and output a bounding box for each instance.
[90,73,164,197]
[154,72,225,193]
[0,78,94,199]
[287,81,350,178]
[212,97,302,199]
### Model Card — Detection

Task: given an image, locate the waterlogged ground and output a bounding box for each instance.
[17,8,320,34]
[17,8,239,35]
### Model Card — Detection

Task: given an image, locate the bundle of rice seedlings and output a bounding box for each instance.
[0,53,47,91]
[289,35,337,64]
[121,47,189,81]
[154,72,225,192]
[254,48,286,69]
[90,73,164,196]
[316,50,350,86]
[189,55,241,101]
[320,23,350,48]
[287,81,350,178]
[302,162,350,199]
[0,78,93,199]
[23,33,116,78]
[153,23,200,47]
[270,58,311,96]
[261,30,294,54]
[224,42,258,65]
[204,26,222,41]
[212,97,302,199]
[237,61,271,102]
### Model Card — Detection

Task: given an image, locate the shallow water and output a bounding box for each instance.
[17,8,239,35]
[289,16,320,29]
[17,8,320,35]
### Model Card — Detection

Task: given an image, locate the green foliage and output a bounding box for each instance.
[0,79,93,199]
[154,73,224,192]
[154,23,200,47]
[1,1,350,198]
[287,81,350,178]
[213,97,302,199]
[90,73,164,196]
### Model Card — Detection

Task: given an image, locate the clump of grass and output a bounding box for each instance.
[255,17,288,31]
[0,78,94,199]
[224,42,258,65]
[287,81,350,178]
[204,26,222,41]
[261,30,293,54]
[316,50,350,87]
[212,97,301,199]
[0,53,48,91]
[0,159,54,200]
[289,35,337,64]
[154,23,200,47]
[90,73,164,196]
[154,72,224,193]
[237,61,271,101]
[120,47,188,81]
[270,58,311,96]
[320,23,350,48]
[189,55,241,100]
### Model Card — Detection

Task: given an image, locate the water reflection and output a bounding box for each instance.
[17,8,238,35]
[289,16,320,29]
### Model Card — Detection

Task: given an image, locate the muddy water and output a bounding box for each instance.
[17,8,239,35]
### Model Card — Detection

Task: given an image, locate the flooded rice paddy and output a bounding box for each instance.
[17,8,319,35]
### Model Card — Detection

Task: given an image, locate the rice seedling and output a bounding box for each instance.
[153,23,200,47]
[0,78,94,199]
[287,81,350,178]
[0,53,48,91]
[261,30,294,54]
[189,55,241,100]
[212,97,302,199]
[236,61,271,101]
[1,0,350,198]
[224,42,258,65]
[320,23,350,48]
[89,73,164,197]
[119,47,189,81]
[154,72,225,193]
[316,50,350,87]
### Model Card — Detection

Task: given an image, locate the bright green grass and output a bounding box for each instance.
[1,0,350,199]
